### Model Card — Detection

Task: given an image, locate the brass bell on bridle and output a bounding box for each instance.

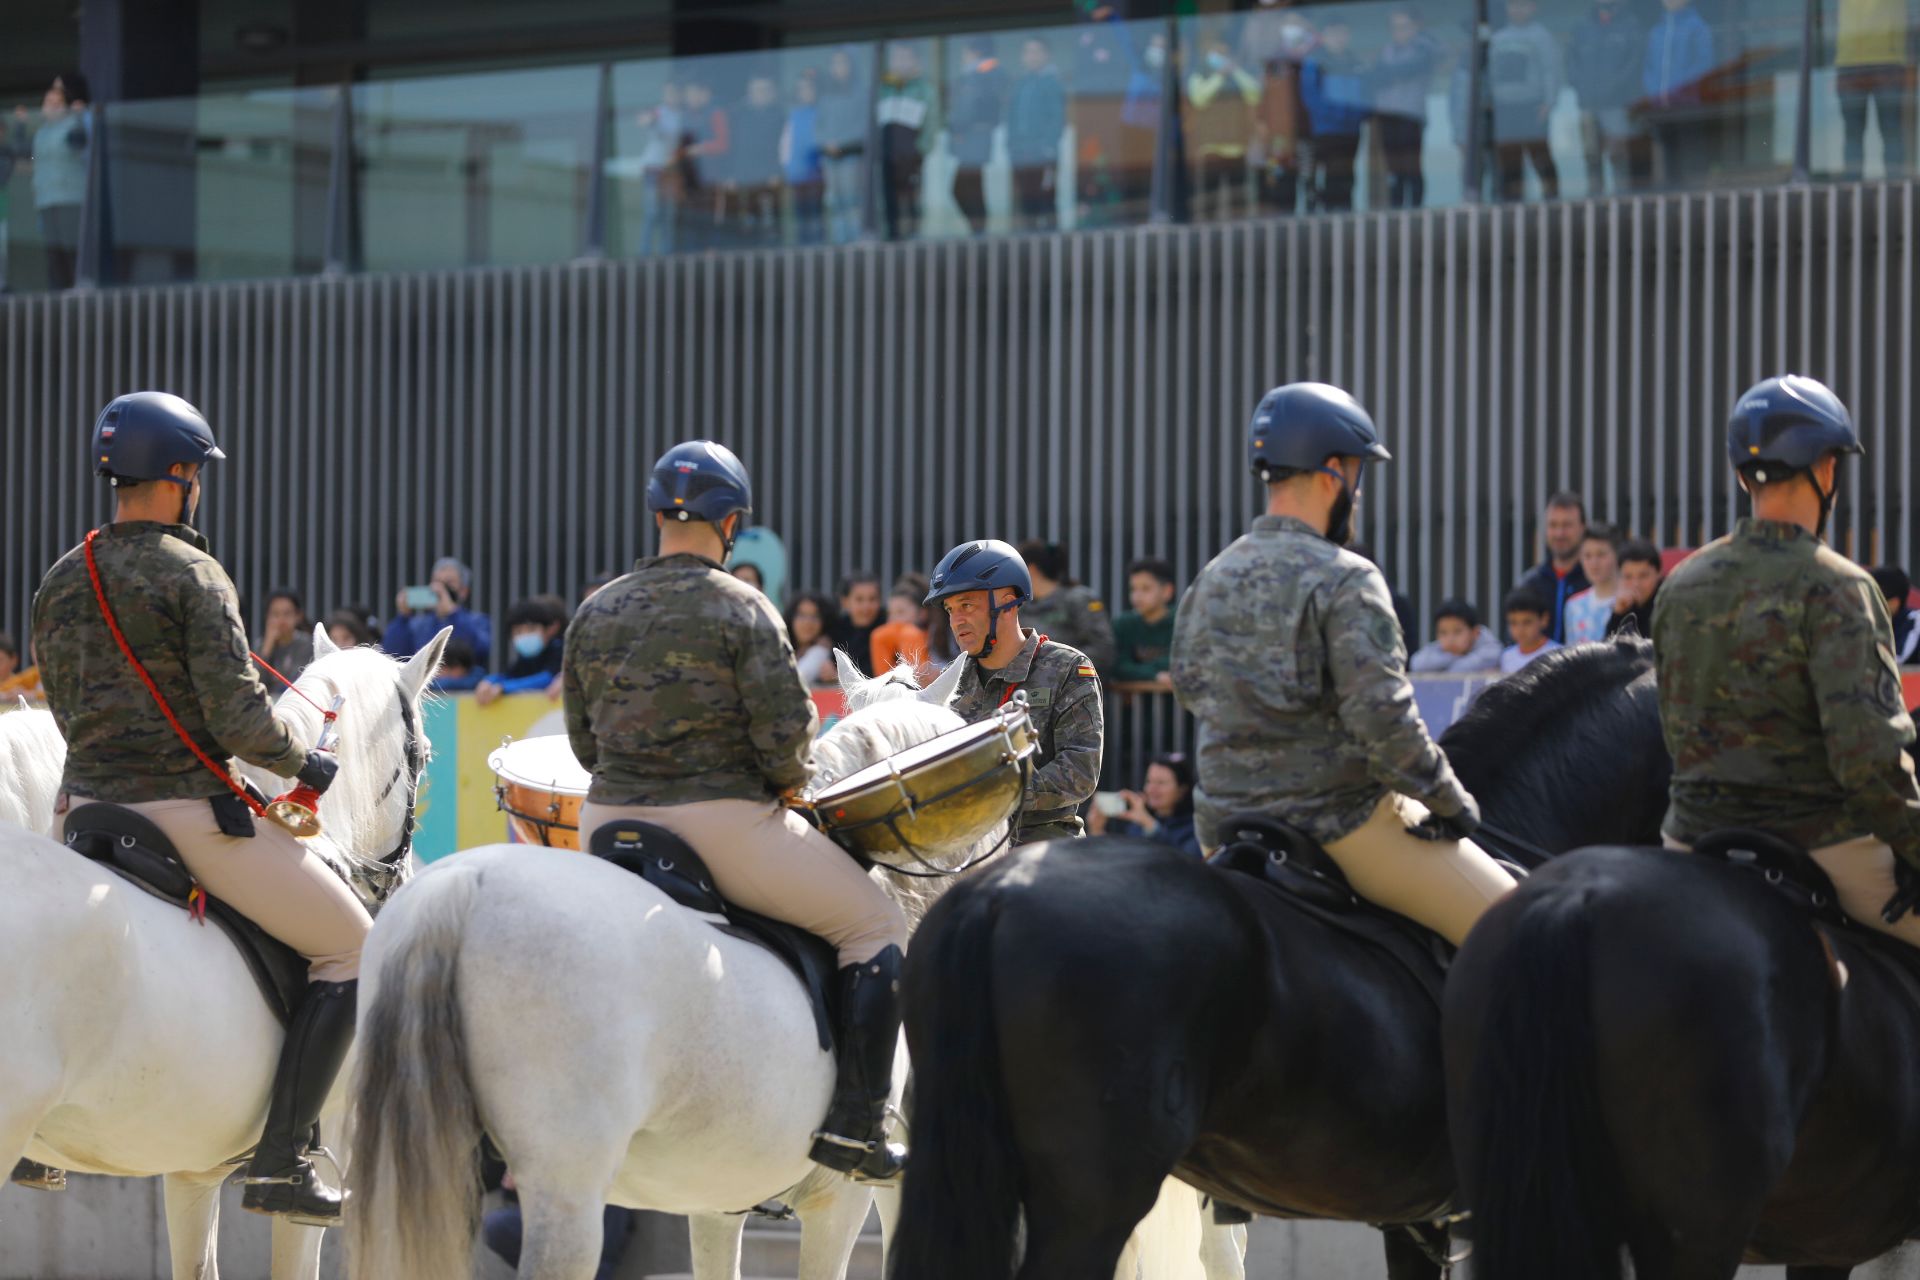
[266,696,343,838]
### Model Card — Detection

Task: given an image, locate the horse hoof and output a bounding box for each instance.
[9,1159,66,1192]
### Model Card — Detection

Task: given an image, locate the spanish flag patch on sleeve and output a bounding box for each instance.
[1076,663,1097,678]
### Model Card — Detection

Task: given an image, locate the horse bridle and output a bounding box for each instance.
[352,681,427,903]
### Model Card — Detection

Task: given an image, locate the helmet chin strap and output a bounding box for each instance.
[977,594,1017,661]
[1808,466,1836,539]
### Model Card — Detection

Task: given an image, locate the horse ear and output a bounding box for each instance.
[920,657,966,709]
[833,649,867,693]
[312,622,340,659]
[400,626,453,700]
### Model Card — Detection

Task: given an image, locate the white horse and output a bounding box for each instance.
[0,700,63,833]
[0,625,446,1280]
[346,655,994,1280]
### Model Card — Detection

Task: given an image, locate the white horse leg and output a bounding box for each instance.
[161,1172,225,1280]
[687,1211,745,1280]
[514,1185,609,1280]
[871,1183,901,1265]
[1198,1220,1248,1280]
[268,1218,327,1280]
[794,1181,875,1280]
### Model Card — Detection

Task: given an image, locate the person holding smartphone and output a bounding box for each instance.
[386,556,492,669]
[1085,752,1202,856]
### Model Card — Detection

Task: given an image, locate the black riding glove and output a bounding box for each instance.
[1883,855,1920,925]
[296,750,339,796]
[1410,796,1480,843]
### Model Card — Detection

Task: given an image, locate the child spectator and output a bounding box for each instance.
[1299,20,1369,211]
[1605,540,1664,640]
[1487,0,1563,201]
[1871,566,1920,664]
[733,563,765,592]
[1085,752,1202,857]
[1569,0,1648,194]
[1113,557,1178,685]
[1501,587,1561,674]
[0,632,41,700]
[949,36,1011,235]
[1409,598,1504,673]
[830,569,884,677]
[1007,37,1068,231]
[1373,8,1442,209]
[1563,522,1622,644]
[254,588,314,683]
[475,595,569,705]
[780,73,826,245]
[787,592,841,686]
[871,581,931,675]
[323,607,376,651]
[432,637,485,692]
[1184,34,1262,221]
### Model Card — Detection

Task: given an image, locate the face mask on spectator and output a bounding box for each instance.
[513,631,548,660]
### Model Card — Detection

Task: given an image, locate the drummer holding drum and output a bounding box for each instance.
[925,539,1105,845]
[561,440,909,1184]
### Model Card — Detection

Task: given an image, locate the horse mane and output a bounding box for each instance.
[1440,636,1655,765]
[0,705,62,833]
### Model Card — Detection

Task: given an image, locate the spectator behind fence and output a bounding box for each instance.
[433,637,484,692]
[1642,0,1715,185]
[1372,8,1442,209]
[1563,521,1622,644]
[818,48,869,245]
[1018,539,1118,676]
[830,569,885,677]
[1241,0,1317,216]
[730,75,786,242]
[1836,0,1909,180]
[950,36,1011,235]
[877,43,938,240]
[1605,539,1664,640]
[632,81,684,256]
[255,588,314,684]
[0,110,20,293]
[1113,557,1178,685]
[781,73,827,245]
[1487,0,1562,202]
[1086,752,1203,857]
[1514,490,1590,642]
[1569,0,1649,194]
[0,631,41,700]
[1008,37,1067,232]
[1409,598,1504,673]
[1184,33,1262,222]
[387,556,492,668]
[1501,586,1561,674]
[1871,566,1920,664]
[787,591,841,686]
[12,72,90,291]
[322,607,376,651]
[1300,21,1369,212]
[871,579,931,675]
[679,81,731,250]
[733,562,765,592]
[475,594,569,706]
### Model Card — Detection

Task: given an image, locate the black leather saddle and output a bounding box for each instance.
[1207,812,1451,1005]
[62,803,307,1023]
[588,821,837,1052]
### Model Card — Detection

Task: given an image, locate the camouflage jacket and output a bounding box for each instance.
[32,521,311,803]
[563,552,817,806]
[949,629,1105,842]
[1653,518,1920,858]
[1022,584,1117,678]
[1171,514,1473,849]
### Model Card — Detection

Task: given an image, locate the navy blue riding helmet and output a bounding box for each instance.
[92,391,225,488]
[1247,382,1392,484]
[646,440,753,553]
[925,539,1032,661]
[1727,374,1863,481]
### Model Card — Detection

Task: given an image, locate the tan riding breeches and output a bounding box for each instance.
[54,796,371,982]
[1664,832,1920,948]
[1320,794,1520,947]
[579,798,909,967]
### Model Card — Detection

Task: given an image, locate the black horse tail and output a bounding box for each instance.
[889,886,1022,1280]
[1461,890,1624,1280]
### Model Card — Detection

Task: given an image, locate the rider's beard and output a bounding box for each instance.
[1326,487,1357,546]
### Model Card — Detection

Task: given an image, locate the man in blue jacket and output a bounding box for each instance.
[386,556,492,667]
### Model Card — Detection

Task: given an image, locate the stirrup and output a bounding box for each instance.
[809,1129,908,1184]
[10,1158,67,1192]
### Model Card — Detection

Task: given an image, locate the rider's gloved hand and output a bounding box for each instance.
[1410,796,1480,843]
[295,750,339,796]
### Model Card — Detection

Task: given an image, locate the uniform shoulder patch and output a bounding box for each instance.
[1076,663,1097,678]
[1087,600,1105,612]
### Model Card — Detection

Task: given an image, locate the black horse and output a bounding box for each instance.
[1446,814,1920,1276]
[890,638,1668,1280]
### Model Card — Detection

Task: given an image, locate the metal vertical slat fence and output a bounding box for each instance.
[3,187,1918,781]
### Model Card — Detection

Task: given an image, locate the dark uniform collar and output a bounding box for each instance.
[634,551,727,572]
[1735,517,1819,546]
[102,519,209,553]
[977,628,1043,684]
[1251,513,1327,540]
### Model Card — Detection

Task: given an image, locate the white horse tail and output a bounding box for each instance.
[346,864,486,1280]
[1127,1179,1210,1280]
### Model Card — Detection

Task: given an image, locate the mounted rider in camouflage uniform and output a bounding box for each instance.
[926,539,1105,845]
[1170,382,1517,946]
[29,391,367,1222]
[1654,374,1920,947]
[565,440,908,1182]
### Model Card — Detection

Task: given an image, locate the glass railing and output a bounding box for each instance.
[0,0,1905,294]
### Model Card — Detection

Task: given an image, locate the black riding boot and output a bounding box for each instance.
[809,945,908,1183]
[241,979,357,1224]
[10,1158,66,1191]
